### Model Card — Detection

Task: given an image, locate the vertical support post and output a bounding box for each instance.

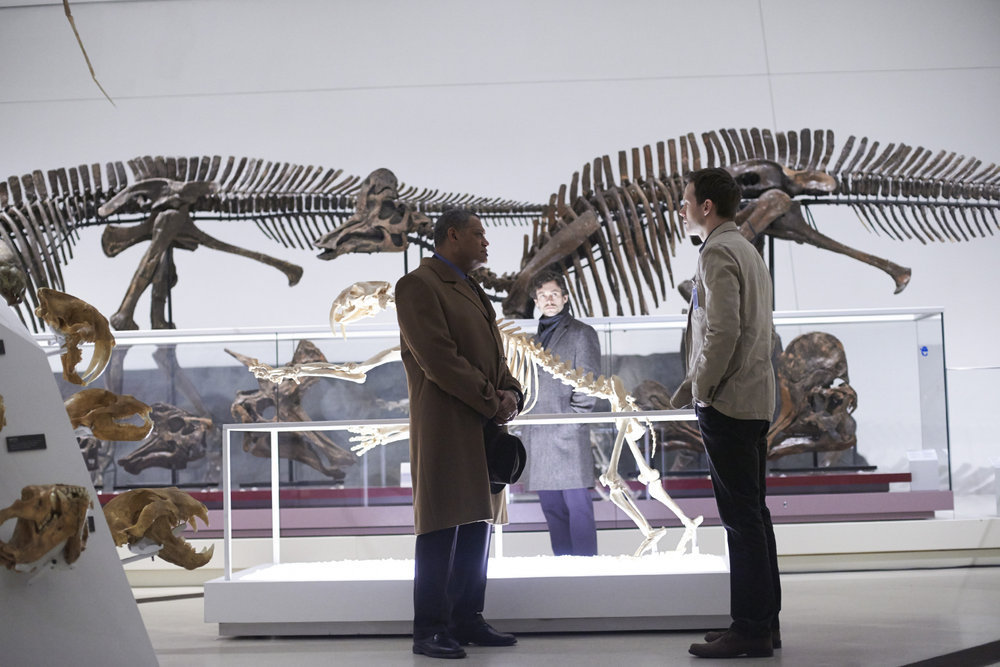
[222,425,232,580]
[270,429,281,565]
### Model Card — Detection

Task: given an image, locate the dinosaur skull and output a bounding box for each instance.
[0,235,27,306]
[35,288,116,385]
[0,484,92,573]
[65,388,153,441]
[329,280,395,336]
[117,403,211,475]
[102,487,214,570]
[728,159,837,198]
[768,332,858,459]
[315,168,431,259]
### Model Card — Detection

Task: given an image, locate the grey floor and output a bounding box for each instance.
[138,565,1000,667]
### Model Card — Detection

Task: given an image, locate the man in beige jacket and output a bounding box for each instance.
[396,207,523,659]
[671,168,781,659]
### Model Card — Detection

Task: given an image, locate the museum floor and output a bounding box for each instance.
[135,495,1000,666]
[138,565,1000,666]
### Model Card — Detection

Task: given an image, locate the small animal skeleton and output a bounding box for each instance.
[0,484,92,574]
[102,487,214,569]
[250,282,702,556]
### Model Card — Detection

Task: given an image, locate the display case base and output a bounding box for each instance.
[204,553,730,636]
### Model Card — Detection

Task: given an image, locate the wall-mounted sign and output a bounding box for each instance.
[6,433,47,453]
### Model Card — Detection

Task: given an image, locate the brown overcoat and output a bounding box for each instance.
[396,257,521,535]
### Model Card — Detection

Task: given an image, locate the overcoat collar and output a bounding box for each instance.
[699,220,739,252]
[541,311,575,349]
[422,256,493,321]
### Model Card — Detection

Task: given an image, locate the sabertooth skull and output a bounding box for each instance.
[102,487,214,570]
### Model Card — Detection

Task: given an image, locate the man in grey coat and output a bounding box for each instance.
[519,270,601,556]
[671,168,781,659]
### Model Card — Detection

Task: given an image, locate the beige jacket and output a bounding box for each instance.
[396,257,521,535]
[671,221,776,421]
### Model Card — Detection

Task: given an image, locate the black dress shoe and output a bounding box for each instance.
[451,621,517,647]
[412,633,467,659]
[705,627,781,649]
[689,629,772,658]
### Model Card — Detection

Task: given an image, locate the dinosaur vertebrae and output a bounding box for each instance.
[1,156,542,331]
[520,128,999,319]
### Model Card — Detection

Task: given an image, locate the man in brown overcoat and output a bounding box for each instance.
[396,207,523,659]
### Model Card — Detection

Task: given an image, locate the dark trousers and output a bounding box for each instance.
[696,404,781,638]
[537,488,598,556]
[413,521,491,639]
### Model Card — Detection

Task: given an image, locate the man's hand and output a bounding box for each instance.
[493,389,519,425]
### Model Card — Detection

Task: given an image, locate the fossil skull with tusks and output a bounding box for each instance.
[0,484,92,573]
[102,487,214,570]
[0,236,27,306]
[65,388,153,441]
[35,287,116,385]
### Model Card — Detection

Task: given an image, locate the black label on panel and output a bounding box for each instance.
[0,339,5,355]
[6,434,47,452]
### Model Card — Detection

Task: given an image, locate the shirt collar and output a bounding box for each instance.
[432,252,467,280]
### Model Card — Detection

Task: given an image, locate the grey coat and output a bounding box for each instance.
[519,313,601,491]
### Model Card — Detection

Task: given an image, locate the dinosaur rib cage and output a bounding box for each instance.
[1,155,541,330]
[524,128,1000,319]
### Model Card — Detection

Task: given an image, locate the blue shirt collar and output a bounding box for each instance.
[433,252,467,280]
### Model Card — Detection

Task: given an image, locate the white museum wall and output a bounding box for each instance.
[1,0,998,494]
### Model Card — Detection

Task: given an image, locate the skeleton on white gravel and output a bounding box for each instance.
[249,280,702,556]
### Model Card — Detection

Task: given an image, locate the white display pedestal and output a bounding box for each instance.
[0,306,156,665]
[204,552,730,636]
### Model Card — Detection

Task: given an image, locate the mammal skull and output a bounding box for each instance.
[0,484,92,573]
[65,388,153,441]
[0,236,27,306]
[329,280,394,337]
[102,487,213,570]
[34,288,116,385]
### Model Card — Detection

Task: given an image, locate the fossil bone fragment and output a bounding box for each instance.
[228,340,355,480]
[103,487,214,569]
[34,287,116,385]
[117,403,212,474]
[0,484,92,573]
[64,388,153,441]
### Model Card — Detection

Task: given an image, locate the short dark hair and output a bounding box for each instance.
[685,167,741,219]
[531,269,568,296]
[433,207,476,247]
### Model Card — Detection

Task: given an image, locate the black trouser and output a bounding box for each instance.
[537,488,598,556]
[413,521,491,639]
[696,404,781,638]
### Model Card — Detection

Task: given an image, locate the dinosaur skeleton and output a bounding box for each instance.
[4,129,996,332]
[249,282,702,556]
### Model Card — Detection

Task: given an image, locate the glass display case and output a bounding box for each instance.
[36,307,952,533]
